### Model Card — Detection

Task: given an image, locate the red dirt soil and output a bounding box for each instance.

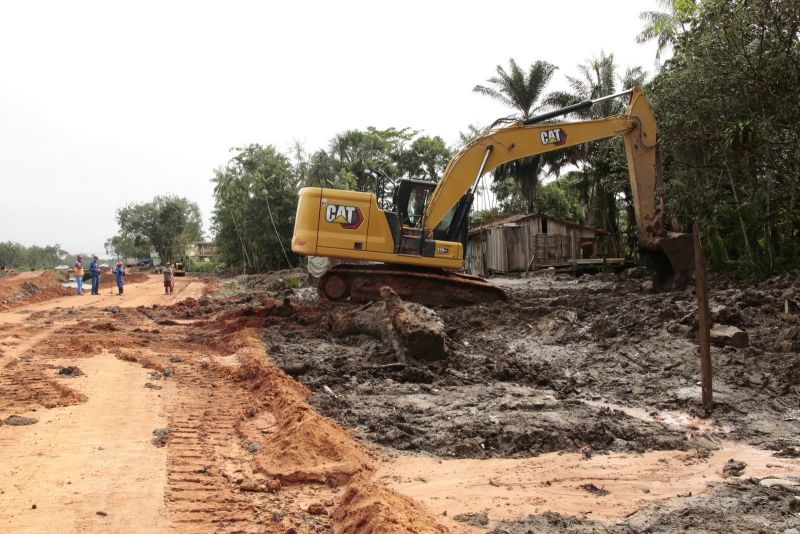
[0,271,71,311]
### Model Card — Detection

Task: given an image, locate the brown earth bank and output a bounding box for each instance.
[0,274,444,533]
[0,271,71,311]
[1,269,798,533]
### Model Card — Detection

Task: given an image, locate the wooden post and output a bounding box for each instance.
[694,218,713,412]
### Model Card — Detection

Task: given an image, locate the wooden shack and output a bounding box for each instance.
[466,213,613,276]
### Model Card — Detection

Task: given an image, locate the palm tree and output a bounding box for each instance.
[544,52,647,255]
[473,59,557,213]
[636,0,698,60]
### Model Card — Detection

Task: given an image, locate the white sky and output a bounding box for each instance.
[0,0,660,257]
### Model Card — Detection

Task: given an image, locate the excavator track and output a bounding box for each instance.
[318,263,508,307]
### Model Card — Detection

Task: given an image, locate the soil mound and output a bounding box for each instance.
[331,472,448,534]
[98,271,148,285]
[215,328,373,484]
[0,271,71,310]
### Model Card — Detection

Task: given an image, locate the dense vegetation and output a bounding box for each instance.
[651,0,800,277]
[209,0,798,277]
[0,242,69,270]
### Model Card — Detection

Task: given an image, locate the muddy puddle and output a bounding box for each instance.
[377,442,800,530]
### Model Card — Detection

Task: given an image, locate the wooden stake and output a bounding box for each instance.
[693,218,713,412]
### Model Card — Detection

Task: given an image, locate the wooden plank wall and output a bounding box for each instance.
[468,215,603,275]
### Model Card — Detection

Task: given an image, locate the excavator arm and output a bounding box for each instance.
[422,86,692,287]
[424,87,661,248]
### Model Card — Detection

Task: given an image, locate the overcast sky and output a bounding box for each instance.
[0,0,660,257]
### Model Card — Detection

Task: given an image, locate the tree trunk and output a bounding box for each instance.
[329,288,450,366]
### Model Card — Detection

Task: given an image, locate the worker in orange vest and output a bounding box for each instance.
[74,254,85,296]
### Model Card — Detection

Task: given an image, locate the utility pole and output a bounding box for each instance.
[694,218,712,412]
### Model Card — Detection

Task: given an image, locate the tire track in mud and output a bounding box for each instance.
[159,356,272,532]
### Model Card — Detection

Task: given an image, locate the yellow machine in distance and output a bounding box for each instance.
[292,87,692,306]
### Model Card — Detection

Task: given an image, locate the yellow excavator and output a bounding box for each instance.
[292,87,693,306]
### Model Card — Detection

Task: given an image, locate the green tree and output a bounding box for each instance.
[396,135,453,182]
[104,235,150,261]
[544,52,647,254]
[473,58,558,212]
[212,144,299,271]
[650,0,800,276]
[636,0,698,60]
[116,196,202,265]
[0,242,67,269]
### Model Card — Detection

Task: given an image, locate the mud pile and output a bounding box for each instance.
[0,271,71,310]
[489,477,800,533]
[262,270,800,460]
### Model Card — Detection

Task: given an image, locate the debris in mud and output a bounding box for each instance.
[3,415,38,426]
[307,502,328,516]
[149,371,161,380]
[163,367,174,377]
[57,366,84,377]
[723,459,747,478]
[246,441,263,453]
[710,324,749,348]
[579,483,610,496]
[329,287,450,366]
[151,427,170,447]
[144,382,162,390]
[380,287,450,366]
[774,447,800,458]
[759,477,800,489]
[239,478,281,493]
[453,512,489,526]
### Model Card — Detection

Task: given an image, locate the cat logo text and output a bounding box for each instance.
[325,204,364,230]
[540,128,567,146]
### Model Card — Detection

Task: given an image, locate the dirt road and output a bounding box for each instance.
[1,270,799,533]
[0,275,444,533]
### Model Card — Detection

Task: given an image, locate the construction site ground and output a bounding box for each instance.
[1,269,799,533]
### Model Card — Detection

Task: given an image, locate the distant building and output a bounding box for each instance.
[150,242,218,264]
[467,213,615,276]
[183,242,217,262]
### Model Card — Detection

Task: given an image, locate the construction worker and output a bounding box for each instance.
[89,255,101,295]
[74,255,84,296]
[163,263,174,295]
[113,261,125,295]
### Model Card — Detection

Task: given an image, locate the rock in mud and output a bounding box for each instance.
[151,428,170,447]
[3,415,38,426]
[246,441,263,453]
[453,512,489,526]
[723,459,747,478]
[579,482,610,496]
[57,366,84,377]
[307,502,328,516]
[710,325,749,348]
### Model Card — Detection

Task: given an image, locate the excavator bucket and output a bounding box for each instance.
[643,233,695,290]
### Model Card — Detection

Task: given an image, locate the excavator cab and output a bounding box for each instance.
[394,179,434,226]
[393,178,473,248]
